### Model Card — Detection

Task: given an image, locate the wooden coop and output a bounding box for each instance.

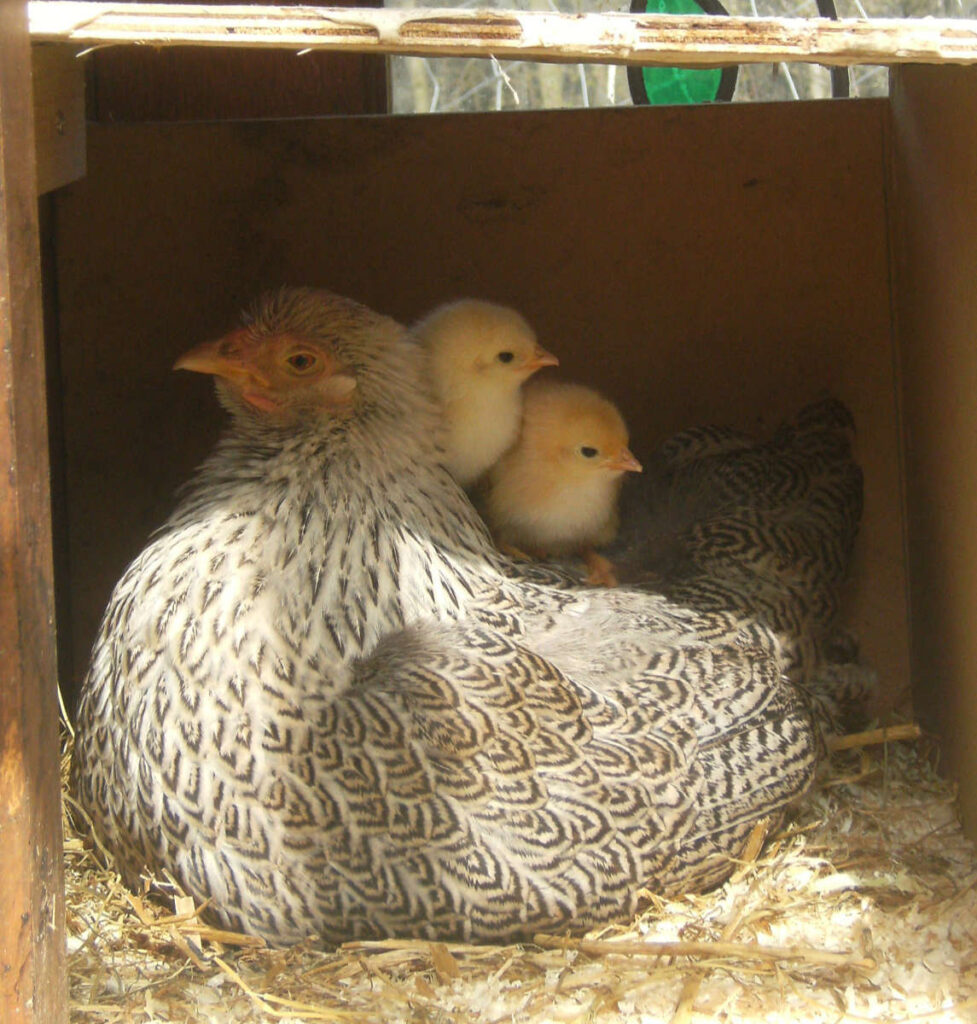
[5,2,977,1019]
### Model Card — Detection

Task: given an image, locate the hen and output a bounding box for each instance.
[411,299,558,486]
[73,287,839,947]
[481,380,642,586]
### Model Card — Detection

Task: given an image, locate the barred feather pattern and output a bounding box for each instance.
[608,397,874,738]
[74,288,822,946]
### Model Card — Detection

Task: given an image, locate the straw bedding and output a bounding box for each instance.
[65,727,977,1023]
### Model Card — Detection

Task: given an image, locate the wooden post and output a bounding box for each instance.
[0,0,66,1019]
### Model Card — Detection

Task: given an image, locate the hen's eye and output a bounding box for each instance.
[497,351,515,364]
[286,352,317,373]
[580,446,599,459]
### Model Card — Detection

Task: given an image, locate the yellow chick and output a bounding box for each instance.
[482,380,642,586]
[412,299,559,487]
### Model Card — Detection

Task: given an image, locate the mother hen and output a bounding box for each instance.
[73,288,829,946]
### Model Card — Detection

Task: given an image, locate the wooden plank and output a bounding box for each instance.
[0,0,66,1019]
[32,44,85,193]
[890,64,977,838]
[28,3,977,67]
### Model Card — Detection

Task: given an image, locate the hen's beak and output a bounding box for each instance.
[604,448,643,474]
[175,330,358,414]
[174,330,270,389]
[524,346,560,373]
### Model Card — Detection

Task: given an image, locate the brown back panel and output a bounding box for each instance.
[52,101,908,715]
[88,48,388,121]
[87,0,387,121]
[891,65,977,833]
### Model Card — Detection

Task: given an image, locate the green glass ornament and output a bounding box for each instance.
[628,0,738,106]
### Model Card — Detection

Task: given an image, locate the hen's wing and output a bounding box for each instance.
[607,398,873,734]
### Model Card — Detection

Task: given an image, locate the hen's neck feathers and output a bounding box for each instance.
[159,333,501,664]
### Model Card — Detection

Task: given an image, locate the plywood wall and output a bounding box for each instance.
[891,65,977,834]
[85,0,387,120]
[52,100,909,717]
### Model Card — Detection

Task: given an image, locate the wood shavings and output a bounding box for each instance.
[64,732,977,1023]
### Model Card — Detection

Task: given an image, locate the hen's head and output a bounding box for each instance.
[175,288,414,430]
[520,381,643,482]
[413,299,558,401]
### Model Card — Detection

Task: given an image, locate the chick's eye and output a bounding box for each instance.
[580,446,599,459]
[496,351,515,364]
[286,352,318,373]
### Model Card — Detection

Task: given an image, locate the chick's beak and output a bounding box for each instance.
[524,346,560,373]
[174,330,271,390]
[604,448,643,474]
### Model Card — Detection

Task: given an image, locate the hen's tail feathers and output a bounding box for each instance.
[796,661,879,747]
[608,397,868,706]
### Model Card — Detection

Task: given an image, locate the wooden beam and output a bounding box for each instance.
[28,3,977,67]
[891,64,977,839]
[0,0,66,1019]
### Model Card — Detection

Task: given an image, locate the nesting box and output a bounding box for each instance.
[5,5,977,1019]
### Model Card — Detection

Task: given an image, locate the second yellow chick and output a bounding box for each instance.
[482,380,642,586]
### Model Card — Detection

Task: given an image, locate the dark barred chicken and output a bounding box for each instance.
[73,288,844,947]
[607,398,873,737]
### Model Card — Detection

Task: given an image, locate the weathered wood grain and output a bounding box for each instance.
[0,0,66,1020]
[29,4,977,67]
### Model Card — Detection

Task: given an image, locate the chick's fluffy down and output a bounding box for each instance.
[412,299,557,487]
[483,380,638,557]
